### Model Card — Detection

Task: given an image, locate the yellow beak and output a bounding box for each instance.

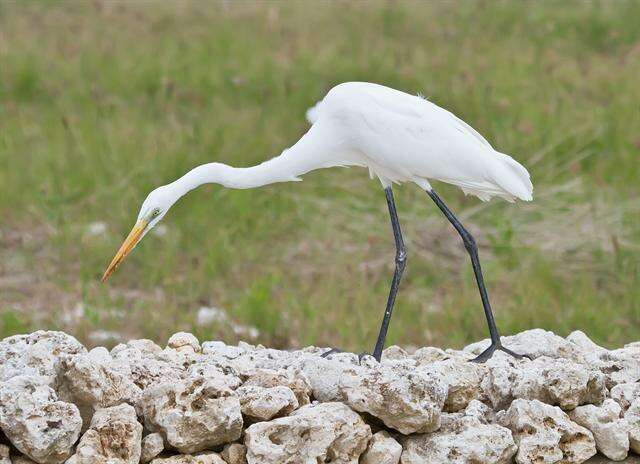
[101,219,148,282]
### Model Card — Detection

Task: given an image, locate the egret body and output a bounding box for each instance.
[103,82,533,362]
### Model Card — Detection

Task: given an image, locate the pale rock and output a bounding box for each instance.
[237,385,298,421]
[465,329,584,361]
[221,443,246,464]
[360,431,402,464]
[0,376,82,464]
[0,445,9,464]
[150,452,226,464]
[497,399,596,464]
[302,357,446,434]
[241,368,311,407]
[411,346,450,363]
[138,375,242,453]
[141,433,165,463]
[569,399,630,461]
[65,404,142,464]
[566,330,606,352]
[625,399,640,454]
[110,339,185,391]
[400,400,516,464]
[244,402,371,464]
[610,382,640,411]
[482,355,605,410]
[167,332,201,354]
[421,358,485,412]
[61,347,141,410]
[0,331,86,387]
[381,345,408,361]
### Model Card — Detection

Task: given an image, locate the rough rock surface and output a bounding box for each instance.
[244,402,371,464]
[66,404,142,464]
[361,431,402,464]
[1,329,639,464]
[570,399,630,461]
[498,399,597,464]
[0,375,82,464]
[138,376,243,453]
[141,433,165,463]
[401,400,517,464]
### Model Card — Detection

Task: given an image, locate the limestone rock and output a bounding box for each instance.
[610,383,640,411]
[360,431,401,464]
[0,376,82,464]
[401,400,516,464]
[420,358,485,412]
[237,385,298,421]
[61,347,141,410]
[569,399,630,461]
[465,329,584,361]
[141,433,165,463]
[150,453,226,464]
[0,445,10,464]
[244,402,371,464]
[625,399,640,454]
[167,332,201,353]
[302,356,446,434]
[241,368,311,407]
[0,331,86,387]
[66,404,142,464]
[497,399,596,464]
[482,355,606,411]
[220,443,247,464]
[138,375,242,453]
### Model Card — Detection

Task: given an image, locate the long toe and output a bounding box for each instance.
[321,347,344,358]
[470,343,498,363]
[498,345,531,360]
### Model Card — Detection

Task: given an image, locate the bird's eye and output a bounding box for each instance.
[152,208,161,217]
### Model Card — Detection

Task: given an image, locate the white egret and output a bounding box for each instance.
[102,82,533,363]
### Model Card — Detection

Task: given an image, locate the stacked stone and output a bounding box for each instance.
[0,328,638,464]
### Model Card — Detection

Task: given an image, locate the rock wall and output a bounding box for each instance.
[0,329,638,464]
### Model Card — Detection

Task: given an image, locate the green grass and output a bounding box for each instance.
[0,1,639,351]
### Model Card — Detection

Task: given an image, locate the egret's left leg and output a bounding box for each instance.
[425,189,526,363]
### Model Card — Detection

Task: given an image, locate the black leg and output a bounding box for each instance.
[371,187,407,361]
[426,189,525,363]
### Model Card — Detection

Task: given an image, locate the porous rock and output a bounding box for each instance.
[419,358,485,412]
[0,375,82,464]
[482,355,606,411]
[237,385,298,421]
[241,368,311,407]
[61,347,141,410]
[244,402,371,464]
[302,356,447,434]
[141,433,165,463]
[569,399,630,461]
[66,403,142,464]
[360,431,402,464]
[220,443,247,464]
[138,375,242,453]
[150,452,226,464]
[167,332,201,353]
[0,445,10,464]
[497,399,596,464]
[626,398,640,454]
[0,331,85,387]
[400,400,516,464]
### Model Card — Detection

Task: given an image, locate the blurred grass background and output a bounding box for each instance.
[0,0,639,351]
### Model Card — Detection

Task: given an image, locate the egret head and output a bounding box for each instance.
[101,186,175,282]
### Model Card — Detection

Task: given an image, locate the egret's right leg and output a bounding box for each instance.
[425,188,526,363]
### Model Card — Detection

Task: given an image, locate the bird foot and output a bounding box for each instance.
[321,348,380,364]
[470,342,530,363]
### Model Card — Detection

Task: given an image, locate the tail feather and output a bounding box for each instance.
[491,152,533,201]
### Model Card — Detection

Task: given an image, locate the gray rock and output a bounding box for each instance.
[220,443,247,464]
[244,402,371,464]
[498,399,597,464]
[0,376,82,464]
[65,403,142,464]
[626,399,640,454]
[237,385,298,421]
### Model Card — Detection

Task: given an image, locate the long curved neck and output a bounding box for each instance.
[169,124,343,197]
